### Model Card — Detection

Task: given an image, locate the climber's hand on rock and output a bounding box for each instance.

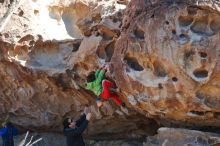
[83,107,90,115]
[104,64,109,69]
[105,71,111,77]
[101,64,109,71]
[86,113,92,121]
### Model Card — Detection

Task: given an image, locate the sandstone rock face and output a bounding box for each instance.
[112,0,220,127]
[1,0,220,143]
[0,0,157,140]
[144,127,220,146]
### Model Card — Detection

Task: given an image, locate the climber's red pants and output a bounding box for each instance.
[100,80,122,106]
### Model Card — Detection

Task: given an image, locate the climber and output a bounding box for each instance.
[0,121,18,146]
[85,64,125,108]
[63,107,92,146]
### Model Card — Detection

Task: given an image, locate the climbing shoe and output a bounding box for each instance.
[121,102,126,107]
[96,98,103,108]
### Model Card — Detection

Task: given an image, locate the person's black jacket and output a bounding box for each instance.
[64,114,88,146]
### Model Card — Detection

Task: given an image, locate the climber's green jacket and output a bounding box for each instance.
[85,69,106,96]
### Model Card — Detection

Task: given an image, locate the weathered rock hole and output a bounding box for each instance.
[4,33,9,38]
[151,14,154,18]
[185,50,195,58]
[153,61,167,77]
[117,0,127,5]
[29,40,35,46]
[199,52,207,58]
[172,29,176,34]
[18,34,34,43]
[18,10,24,17]
[179,33,189,39]
[84,30,92,37]
[178,16,194,27]
[204,106,218,115]
[135,10,142,16]
[210,19,220,33]
[74,62,89,75]
[193,69,208,78]
[91,26,98,32]
[113,30,121,38]
[124,54,144,71]
[158,83,163,89]
[102,32,114,40]
[213,112,220,118]
[34,9,39,15]
[172,77,178,82]
[134,27,145,40]
[117,12,122,18]
[92,13,101,23]
[96,47,106,59]
[72,41,81,52]
[190,111,205,116]
[112,17,118,23]
[54,74,71,90]
[165,21,169,25]
[95,31,100,36]
[187,6,197,16]
[195,92,205,100]
[119,22,122,28]
[105,41,115,62]
[184,50,195,62]
[66,69,73,77]
[190,16,209,34]
[179,33,190,44]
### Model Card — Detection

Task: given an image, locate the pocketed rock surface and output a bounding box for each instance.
[1,0,220,144]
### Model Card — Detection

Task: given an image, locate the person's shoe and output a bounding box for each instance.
[121,102,126,107]
[96,98,103,108]
[97,102,103,108]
